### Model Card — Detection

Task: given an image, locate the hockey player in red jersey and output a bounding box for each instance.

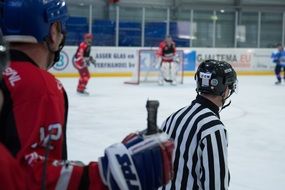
[0,1,174,190]
[74,33,94,95]
[157,35,177,85]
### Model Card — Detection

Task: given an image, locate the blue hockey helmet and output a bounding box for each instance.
[0,0,68,43]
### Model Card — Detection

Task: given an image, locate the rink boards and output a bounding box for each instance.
[50,46,276,77]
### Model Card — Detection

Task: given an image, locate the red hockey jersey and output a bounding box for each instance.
[74,42,91,69]
[157,41,176,62]
[0,50,107,190]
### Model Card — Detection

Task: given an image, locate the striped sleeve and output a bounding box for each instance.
[200,128,229,190]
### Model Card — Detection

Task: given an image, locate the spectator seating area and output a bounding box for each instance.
[66,16,190,47]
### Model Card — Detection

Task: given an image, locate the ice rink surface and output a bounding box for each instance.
[59,75,285,190]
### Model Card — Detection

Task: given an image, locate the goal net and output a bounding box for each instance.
[125,49,184,84]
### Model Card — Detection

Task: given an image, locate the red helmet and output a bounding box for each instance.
[84,33,93,39]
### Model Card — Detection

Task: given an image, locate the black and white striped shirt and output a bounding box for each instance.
[160,95,229,190]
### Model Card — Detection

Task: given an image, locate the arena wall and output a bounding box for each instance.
[50,46,275,77]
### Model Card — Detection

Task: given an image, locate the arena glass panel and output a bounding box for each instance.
[118,7,142,47]
[170,9,191,47]
[237,12,258,48]
[145,8,167,47]
[192,10,214,47]
[260,12,283,48]
[215,11,235,47]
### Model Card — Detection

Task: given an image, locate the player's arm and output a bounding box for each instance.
[22,100,173,190]
[156,42,164,57]
[271,52,280,64]
[23,153,108,190]
[75,43,85,62]
[200,127,229,190]
[24,124,173,189]
[0,144,27,190]
[74,44,89,69]
[23,133,173,190]
[23,134,173,190]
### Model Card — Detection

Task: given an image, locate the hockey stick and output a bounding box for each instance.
[164,78,173,83]
[41,133,52,190]
[146,100,161,135]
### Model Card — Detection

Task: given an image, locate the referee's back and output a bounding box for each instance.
[161,95,229,190]
[160,59,237,190]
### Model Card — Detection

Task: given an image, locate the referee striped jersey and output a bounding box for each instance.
[160,95,229,190]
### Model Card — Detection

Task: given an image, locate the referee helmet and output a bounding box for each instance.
[195,59,237,96]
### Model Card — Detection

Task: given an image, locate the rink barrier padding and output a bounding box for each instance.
[50,46,276,78]
[52,71,274,78]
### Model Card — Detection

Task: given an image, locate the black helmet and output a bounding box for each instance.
[0,30,9,79]
[195,59,237,96]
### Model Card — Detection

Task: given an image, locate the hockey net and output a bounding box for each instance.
[125,49,184,84]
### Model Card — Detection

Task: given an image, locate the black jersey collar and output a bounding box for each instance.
[9,49,38,67]
[195,95,220,118]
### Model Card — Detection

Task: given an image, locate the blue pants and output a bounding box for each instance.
[275,64,285,82]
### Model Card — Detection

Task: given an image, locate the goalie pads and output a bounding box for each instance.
[158,62,178,85]
[98,132,174,190]
[173,56,180,64]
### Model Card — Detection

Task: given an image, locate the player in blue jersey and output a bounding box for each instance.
[271,43,285,84]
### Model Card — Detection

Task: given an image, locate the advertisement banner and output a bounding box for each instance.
[50,47,138,74]
[50,46,276,76]
[192,48,274,71]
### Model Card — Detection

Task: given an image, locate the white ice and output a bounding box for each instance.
[59,76,285,190]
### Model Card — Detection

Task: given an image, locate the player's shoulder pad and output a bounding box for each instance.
[79,42,87,48]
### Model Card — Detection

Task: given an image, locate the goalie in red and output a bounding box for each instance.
[157,35,178,85]
[74,33,95,95]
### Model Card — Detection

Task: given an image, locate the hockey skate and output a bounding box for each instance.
[158,74,164,86]
[158,79,164,86]
[275,80,281,85]
[77,89,90,95]
[171,80,177,86]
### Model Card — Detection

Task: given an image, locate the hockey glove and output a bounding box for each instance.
[89,56,96,65]
[84,57,95,67]
[98,132,174,190]
[87,56,96,66]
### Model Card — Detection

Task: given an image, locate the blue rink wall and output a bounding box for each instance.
[50,46,276,77]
